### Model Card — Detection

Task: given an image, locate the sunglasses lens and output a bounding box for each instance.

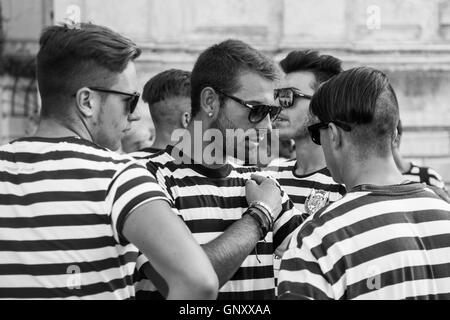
[249,106,270,123]
[275,89,294,108]
[269,106,281,121]
[308,125,322,145]
[249,105,281,124]
[313,130,321,145]
[128,95,139,114]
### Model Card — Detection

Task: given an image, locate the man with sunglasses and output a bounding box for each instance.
[134,39,304,300]
[0,23,219,299]
[268,50,347,285]
[270,51,346,217]
[278,67,450,300]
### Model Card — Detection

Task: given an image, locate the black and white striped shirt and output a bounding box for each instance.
[265,159,346,217]
[278,183,450,300]
[132,146,304,300]
[0,137,168,299]
[263,159,346,283]
[128,147,163,160]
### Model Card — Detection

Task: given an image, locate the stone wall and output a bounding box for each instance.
[1,0,450,185]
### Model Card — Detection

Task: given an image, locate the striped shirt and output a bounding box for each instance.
[403,162,447,191]
[263,159,346,283]
[265,159,346,217]
[132,146,304,300]
[0,136,168,299]
[278,183,450,300]
[128,147,163,160]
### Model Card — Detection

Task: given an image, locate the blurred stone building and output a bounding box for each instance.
[1,0,450,184]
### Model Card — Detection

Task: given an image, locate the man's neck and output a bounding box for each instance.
[33,117,92,142]
[152,129,176,150]
[177,119,227,169]
[293,136,327,176]
[392,148,412,174]
[342,154,406,191]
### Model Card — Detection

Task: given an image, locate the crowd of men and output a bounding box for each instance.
[1,22,450,300]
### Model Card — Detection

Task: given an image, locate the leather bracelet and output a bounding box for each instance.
[249,201,274,228]
[250,205,272,230]
[252,203,273,230]
[243,207,270,240]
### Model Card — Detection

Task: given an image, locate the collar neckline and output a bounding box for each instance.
[165,145,233,178]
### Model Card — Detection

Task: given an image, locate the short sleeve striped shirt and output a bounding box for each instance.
[262,159,346,284]
[128,147,163,160]
[131,146,306,300]
[0,137,168,299]
[278,183,450,300]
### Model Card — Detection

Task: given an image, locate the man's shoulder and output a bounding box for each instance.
[129,148,176,167]
[1,136,137,166]
[293,191,369,241]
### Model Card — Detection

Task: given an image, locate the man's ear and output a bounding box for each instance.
[200,87,220,119]
[75,87,96,118]
[392,130,401,149]
[181,112,191,129]
[328,122,342,150]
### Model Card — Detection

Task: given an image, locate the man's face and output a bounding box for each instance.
[214,71,276,160]
[274,71,316,140]
[95,62,140,151]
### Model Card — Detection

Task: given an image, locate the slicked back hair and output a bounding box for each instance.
[280,50,343,88]
[310,67,399,156]
[190,39,280,117]
[37,23,141,117]
[143,69,191,105]
[142,69,191,128]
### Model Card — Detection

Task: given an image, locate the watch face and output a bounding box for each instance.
[305,189,330,216]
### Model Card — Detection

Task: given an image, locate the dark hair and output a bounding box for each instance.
[190,39,279,117]
[142,69,191,105]
[37,23,141,116]
[280,50,342,88]
[310,67,399,155]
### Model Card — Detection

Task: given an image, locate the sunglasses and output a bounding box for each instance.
[215,89,281,124]
[274,87,312,108]
[88,87,140,114]
[307,120,352,145]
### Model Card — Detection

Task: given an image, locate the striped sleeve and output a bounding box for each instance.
[278,227,335,300]
[106,162,169,245]
[273,189,307,257]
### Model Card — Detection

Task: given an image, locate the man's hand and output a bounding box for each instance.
[245,174,283,219]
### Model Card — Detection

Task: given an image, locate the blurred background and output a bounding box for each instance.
[1,0,450,186]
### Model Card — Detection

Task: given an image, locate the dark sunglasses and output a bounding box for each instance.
[274,87,312,108]
[88,87,140,114]
[307,120,352,145]
[215,89,281,124]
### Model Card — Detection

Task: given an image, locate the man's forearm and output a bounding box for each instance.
[201,214,261,288]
